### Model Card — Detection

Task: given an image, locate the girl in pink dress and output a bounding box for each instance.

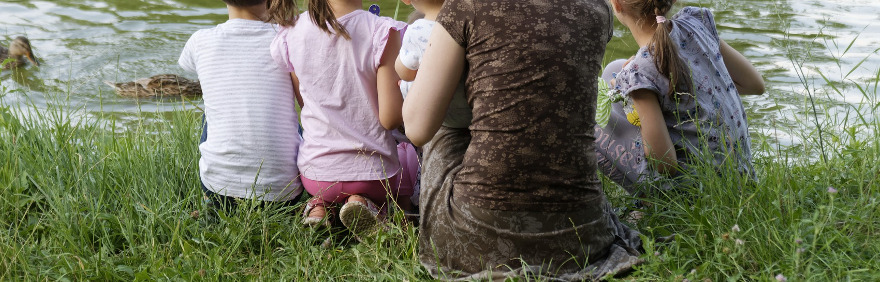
[268,0,418,239]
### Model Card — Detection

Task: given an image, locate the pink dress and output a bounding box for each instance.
[270,10,411,204]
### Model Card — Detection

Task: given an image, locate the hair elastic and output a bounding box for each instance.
[656,16,667,23]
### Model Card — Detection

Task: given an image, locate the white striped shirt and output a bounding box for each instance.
[179,19,302,201]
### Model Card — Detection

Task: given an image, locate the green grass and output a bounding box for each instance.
[1,48,878,282]
[0,84,425,280]
[618,136,880,280]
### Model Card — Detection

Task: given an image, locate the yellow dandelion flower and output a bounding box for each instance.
[626,110,641,126]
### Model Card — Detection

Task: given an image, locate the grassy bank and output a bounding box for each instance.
[0,88,426,280]
[1,73,878,280]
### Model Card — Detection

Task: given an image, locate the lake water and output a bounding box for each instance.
[1,0,878,150]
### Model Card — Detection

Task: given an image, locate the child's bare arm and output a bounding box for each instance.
[631,89,678,175]
[395,58,418,81]
[720,40,765,95]
[290,73,304,107]
[377,30,404,130]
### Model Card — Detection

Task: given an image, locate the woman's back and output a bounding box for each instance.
[271,10,407,181]
[439,0,615,212]
[410,1,642,278]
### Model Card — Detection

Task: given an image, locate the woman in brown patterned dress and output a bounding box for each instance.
[402,0,642,280]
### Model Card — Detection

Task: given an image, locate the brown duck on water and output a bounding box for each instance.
[1,36,39,69]
[104,74,202,98]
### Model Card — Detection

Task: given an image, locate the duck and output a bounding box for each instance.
[1,36,39,69]
[104,74,202,98]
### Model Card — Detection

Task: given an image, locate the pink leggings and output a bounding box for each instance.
[301,143,420,208]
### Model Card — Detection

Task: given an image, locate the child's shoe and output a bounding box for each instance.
[302,197,332,228]
[339,195,382,241]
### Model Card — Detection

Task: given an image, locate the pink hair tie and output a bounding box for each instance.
[656,16,667,23]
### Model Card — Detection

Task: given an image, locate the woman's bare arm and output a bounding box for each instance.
[402,25,465,146]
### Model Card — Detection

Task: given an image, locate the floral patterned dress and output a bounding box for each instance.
[419,0,642,280]
[595,7,755,194]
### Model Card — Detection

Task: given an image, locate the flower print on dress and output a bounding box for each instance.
[595,6,755,192]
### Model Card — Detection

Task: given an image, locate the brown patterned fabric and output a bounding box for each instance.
[419,127,643,280]
[417,0,642,279]
[436,0,616,212]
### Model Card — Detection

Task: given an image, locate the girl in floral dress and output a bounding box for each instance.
[596,0,765,195]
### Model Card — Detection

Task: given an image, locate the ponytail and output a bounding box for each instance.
[625,0,692,96]
[650,13,691,96]
[267,0,350,39]
[306,0,351,39]
[267,0,299,27]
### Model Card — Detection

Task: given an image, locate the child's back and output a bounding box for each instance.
[621,7,751,171]
[271,10,406,181]
[597,6,761,192]
[269,4,417,235]
[180,18,302,201]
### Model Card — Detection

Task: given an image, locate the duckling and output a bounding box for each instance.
[1,36,39,69]
[104,74,202,98]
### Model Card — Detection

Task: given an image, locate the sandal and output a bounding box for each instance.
[302,197,333,228]
[339,195,383,241]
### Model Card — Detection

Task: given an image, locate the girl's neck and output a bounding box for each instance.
[228,4,268,21]
[623,16,658,48]
[330,0,362,19]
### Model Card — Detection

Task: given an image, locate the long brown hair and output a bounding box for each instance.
[267,0,299,26]
[267,0,350,38]
[307,0,351,39]
[623,0,692,95]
